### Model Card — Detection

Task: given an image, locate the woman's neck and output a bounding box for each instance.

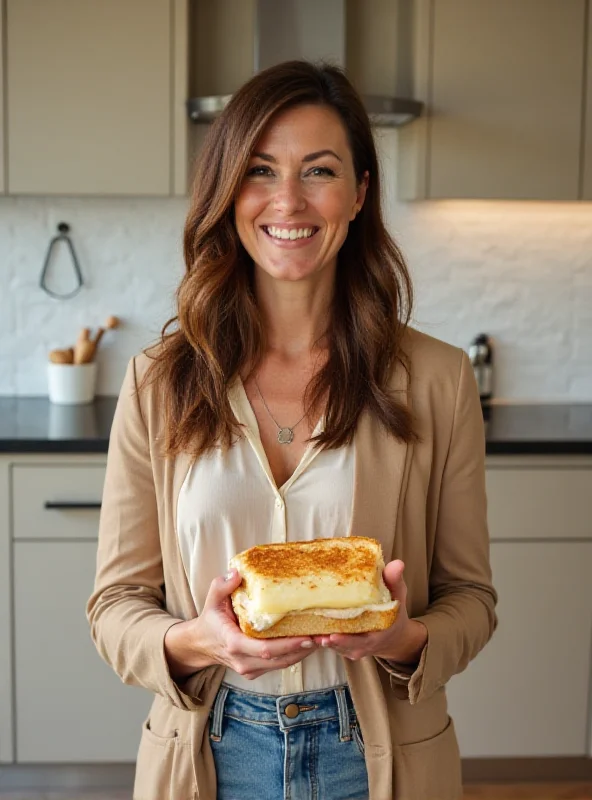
[254,268,334,362]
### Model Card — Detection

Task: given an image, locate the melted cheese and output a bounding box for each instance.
[233,591,399,632]
[229,556,389,616]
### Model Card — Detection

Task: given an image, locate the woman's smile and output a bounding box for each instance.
[260,224,320,246]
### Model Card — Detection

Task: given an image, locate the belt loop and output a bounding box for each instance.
[334,686,351,742]
[209,684,229,742]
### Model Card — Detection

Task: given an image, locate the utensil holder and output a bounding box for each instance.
[47,362,97,405]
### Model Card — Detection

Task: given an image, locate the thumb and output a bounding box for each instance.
[204,568,243,611]
[382,560,406,601]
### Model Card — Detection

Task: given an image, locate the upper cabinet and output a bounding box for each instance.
[5,0,186,196]
[583,3,592,200]
[0,0,5,195]
[399,0,589,200]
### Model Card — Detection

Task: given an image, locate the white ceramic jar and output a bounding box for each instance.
[47,362,97,405]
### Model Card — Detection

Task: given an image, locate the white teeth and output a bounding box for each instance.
[265,226,315,240]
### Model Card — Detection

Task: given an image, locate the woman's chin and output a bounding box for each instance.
[255,258,333,284]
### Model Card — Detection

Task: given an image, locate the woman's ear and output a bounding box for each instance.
[351,171,369,220]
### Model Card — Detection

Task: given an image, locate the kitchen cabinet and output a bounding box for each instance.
[583,3,592,200]
[14,540,149,762]
[399,0,588,200]
[447,540,592,757]
[446,457,592,758]
[0,455,149,765]
[5,0,185,196]
[0,0,5,195]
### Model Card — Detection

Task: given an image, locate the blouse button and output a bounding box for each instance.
[275,498,284,509]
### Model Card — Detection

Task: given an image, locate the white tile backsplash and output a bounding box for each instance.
[1,132,591,400]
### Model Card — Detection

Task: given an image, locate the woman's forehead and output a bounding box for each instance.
[253,104,352,159]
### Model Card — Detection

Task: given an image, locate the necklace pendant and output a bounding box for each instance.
[277,427,295,445]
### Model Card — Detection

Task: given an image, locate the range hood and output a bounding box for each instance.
[186,0,423,128]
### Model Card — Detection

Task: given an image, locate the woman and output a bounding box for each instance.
[87,60,496,800]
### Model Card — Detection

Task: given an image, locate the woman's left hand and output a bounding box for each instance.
[312,560,427,664]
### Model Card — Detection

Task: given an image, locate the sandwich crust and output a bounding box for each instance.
[234,604,399,639]
[233,536,379,581]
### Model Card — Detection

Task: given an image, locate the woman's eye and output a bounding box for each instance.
[307,166,335,178]
[246,165,273,177]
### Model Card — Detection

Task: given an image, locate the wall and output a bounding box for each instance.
[0,131,591,400]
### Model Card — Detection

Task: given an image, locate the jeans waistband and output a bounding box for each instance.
[210,683,355,741]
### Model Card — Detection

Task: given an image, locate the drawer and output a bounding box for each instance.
[12,464,106,540]
[486,468,592,541]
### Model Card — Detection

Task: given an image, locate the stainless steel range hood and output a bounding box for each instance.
[186,0,423,128]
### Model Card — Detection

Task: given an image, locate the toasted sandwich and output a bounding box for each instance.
[229,536,399,639]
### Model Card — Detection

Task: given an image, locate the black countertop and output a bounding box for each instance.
[0,396,118,453]
[0,397,591,455]
[483,403,592,455]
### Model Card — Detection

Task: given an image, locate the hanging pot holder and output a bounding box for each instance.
[39,222,84,300]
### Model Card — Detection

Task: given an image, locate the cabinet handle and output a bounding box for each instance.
[44,501,102,510]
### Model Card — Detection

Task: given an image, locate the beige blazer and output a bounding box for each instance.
[87,327,497,800]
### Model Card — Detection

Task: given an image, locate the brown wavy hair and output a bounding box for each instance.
[144,60,416,457]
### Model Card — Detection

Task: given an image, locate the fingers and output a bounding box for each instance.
[382,559,406,599]
[311,631,380,661]
[203,568,243,611]
[227,630,316,661]
[227,640,317,680]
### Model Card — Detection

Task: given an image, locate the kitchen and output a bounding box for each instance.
[0,0,591,798]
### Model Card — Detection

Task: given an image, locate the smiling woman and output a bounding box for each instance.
[88,60,496,800]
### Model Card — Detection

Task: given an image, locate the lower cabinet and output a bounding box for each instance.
[447,540,592,757]
[447,460,592,759]
[14,540,150,762]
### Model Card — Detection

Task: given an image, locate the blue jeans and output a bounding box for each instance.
[209,683,369,800]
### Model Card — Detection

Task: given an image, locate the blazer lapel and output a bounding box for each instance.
[350,361,411,560]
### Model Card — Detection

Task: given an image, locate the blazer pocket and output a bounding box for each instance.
[133,719,195,800]
[392,716,462,800]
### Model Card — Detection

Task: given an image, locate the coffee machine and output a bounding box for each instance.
[469,333,493,405]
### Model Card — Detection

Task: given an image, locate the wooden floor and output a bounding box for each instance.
[463,784,592,799]
[0,784,590,799]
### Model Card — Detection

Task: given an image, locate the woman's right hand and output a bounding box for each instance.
[164,568,317,682]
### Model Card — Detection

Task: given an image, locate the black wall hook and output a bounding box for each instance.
[39,222,84,300]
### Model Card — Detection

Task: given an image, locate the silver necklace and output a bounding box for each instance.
[253,378,307,445]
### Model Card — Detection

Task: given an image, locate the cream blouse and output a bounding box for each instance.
[176,377,354,695]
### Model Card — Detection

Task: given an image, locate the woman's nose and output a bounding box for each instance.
[272,177,306,214]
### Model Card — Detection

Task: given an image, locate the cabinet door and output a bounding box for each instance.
[446,541,592,757]
[12,464,106,541]
[6,0,172,196]
[485,467,592,541]
[426,0,586,200]
[583,1,592,199]
[14,541,150,762]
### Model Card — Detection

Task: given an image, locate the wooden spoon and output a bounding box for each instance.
[73,328,93,364]
[93,315,120,349]
[74,340,96,364]
[49,347,74,364]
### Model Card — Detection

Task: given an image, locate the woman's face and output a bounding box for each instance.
[235,104,368,285]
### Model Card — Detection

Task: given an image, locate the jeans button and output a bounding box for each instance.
[284,703,300,719]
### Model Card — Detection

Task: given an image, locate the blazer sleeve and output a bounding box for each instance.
[380,351,498,705]
[86,358,206,712]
